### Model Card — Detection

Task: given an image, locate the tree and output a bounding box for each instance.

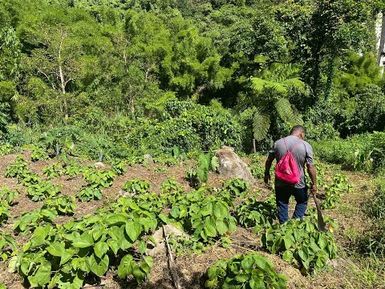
[303,0,379,99]
[244,63,308,148]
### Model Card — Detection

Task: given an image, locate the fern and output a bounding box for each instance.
[275,98,294,123]
[248,62,309,142]
[252,112,270,142]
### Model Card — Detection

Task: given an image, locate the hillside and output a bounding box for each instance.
[0,149,384,289]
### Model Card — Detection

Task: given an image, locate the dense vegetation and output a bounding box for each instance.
[0,0,384,159]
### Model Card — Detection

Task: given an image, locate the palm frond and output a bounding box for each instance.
[252,111,270,142]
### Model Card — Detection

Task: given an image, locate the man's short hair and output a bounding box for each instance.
[290,125,305,135]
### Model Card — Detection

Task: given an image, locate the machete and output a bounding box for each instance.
[311,191,327,232]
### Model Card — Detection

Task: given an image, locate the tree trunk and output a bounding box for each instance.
[252,138,256,153]
[378,12,385,66]
[58,29,69,120]
[324,55,336,100]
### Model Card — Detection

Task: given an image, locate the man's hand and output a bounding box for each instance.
[264,172,271,185]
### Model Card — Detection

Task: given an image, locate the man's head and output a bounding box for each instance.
[290,125,305,140]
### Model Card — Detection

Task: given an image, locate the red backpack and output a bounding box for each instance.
[275,138,301,185]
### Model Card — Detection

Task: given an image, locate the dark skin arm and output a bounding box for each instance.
[264,154,275,184]
[307,163,318,194]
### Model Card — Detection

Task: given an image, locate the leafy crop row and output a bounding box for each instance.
[262,214,337,275]
[205,253,287,289]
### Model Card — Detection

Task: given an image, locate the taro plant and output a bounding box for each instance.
[122,179,151,195]
[111,159,126,175]
[170,191,237,242]
[27,181,60,202]
[63,162,84,177]
[83,169,116,188]
[30,146,49,162]
[76,187,102,202]
[261,215,337,275]
[5,156,29,179]
[161,179,184,195]
[221,178,249,204]
[43,195,76,215]
[43,162,64,178]
[0,187,18,206]
[13,208,57,233]
[0,233,17,261]
[205,253,287,289]
[236,198,276,232]
[321,173,351,209]
[10,196,159,288]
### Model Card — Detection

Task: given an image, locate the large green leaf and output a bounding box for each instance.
[88,254,109,277]
[72,232,94,248]
[117,254,134,279]
[204,217,217,238]
[213,202,227,219]
[125,220,142,242]
[252,112,270,142]
[27,261,51,288]
[30,225,52,248]
[47,242,65,257]
[94,241,109,259]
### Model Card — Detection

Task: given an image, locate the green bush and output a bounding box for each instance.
[236,198,276,231]
[170,190,237,242]
[313,132,385,173]
[205,253,287,289]
[122,179,151,195]
[262,215,337,275]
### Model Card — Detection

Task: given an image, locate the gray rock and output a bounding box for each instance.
[94,162,106,169]
[147,224,187,257]
[215,146,255,184]
[143,154,154,165]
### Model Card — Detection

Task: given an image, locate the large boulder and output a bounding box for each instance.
[215,146,255,184]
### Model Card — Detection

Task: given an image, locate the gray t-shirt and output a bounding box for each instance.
[269,135,314,189]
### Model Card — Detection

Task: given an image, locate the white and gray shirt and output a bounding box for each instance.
[269,135,314,189]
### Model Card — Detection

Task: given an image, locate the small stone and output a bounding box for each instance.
[143,154,154,165]
[94,162,106,169]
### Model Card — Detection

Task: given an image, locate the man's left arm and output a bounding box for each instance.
[305,143,317,194]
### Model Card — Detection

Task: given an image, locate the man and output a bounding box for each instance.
[264,125,317,223]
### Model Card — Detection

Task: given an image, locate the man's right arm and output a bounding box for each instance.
[264,143,276,184]
[264,154,275,184]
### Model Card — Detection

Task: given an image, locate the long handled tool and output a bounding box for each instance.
[310,191,327,232]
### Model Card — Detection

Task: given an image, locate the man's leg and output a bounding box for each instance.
[275,186,291,223]
[293,187,308,219]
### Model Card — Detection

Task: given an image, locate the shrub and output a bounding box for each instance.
[205,253,287,289]
[43,196,76,215]
[236,198,276,231]
[313,132,385,173]
[76,187,102,202]
[262,215,337,275]
[170,191,236,242]
[321,173,351,209]
[122,179,151,195]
